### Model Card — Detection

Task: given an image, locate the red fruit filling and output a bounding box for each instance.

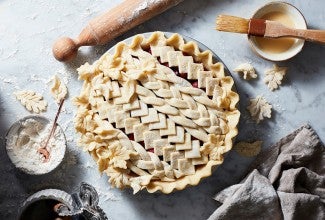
[128,133,134,141]
[162,62,169,67]
[178,72,187,79]
[191,81,198,88]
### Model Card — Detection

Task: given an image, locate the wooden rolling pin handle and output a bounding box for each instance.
[53,0,183,62]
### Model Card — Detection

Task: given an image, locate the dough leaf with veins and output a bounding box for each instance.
[105,167,130,189]
[50,75,68,103]
[234,140,262,157]
[264,64,287,91]
[247,95,272,123]
[233,63,257,80]
[14,90,47,113]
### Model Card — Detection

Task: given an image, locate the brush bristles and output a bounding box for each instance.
[216,15,249,34]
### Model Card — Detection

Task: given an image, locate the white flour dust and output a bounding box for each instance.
[118,0,179,30]
[132,0,168,18]
[6,118,66,175]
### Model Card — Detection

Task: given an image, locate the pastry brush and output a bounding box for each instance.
[216,15,325,44]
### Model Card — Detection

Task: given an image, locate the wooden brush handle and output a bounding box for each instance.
[264,21,325,44]
[53,0,183,62]
[291,29,325,44]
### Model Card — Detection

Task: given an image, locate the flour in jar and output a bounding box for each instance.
[6,117,66,175]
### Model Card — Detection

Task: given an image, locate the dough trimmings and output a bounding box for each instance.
[233,63,257,80]
[50,75,68,103]
[14,90,47,113]
[264,64,287,91]
[247,95,272,123]
[74,32,240,194]
[234,141,262,157]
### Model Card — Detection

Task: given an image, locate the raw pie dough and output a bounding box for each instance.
[50,75,68,103]
[264,64,287,91]
[74,32,240,193]
[247,95,272,123]
[233,63,257,80]
[14,90,47,114]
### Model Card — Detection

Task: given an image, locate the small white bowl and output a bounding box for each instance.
[248,1,307,61]
[5,115,66,175]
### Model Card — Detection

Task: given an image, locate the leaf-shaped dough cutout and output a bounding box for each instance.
[234,141,262,157]
[50,75,68,103]
[77,62,98,80]
[247,95,272,123]
[233,63,257,80]
[14,90,47,113]
[264,64,287,91]
[130,175,153,194]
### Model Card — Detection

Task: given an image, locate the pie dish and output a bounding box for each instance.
[74,31,240,194]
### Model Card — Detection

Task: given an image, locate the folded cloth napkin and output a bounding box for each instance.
[208,125,325,220]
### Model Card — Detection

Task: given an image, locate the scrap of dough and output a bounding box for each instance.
[247,95,272,123]
[264,64,287,91]
[14,90,47,114]
[50,75,68,103]
[234,140,262,157]
[233,63,257,80]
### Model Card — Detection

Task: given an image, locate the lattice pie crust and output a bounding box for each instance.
[74,32,240,194]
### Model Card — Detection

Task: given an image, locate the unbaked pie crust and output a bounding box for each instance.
[74,32,240,193]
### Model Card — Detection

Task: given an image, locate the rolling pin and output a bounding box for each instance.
[52,0,184,62]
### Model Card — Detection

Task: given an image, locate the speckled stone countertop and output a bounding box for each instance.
[0,0,324,219]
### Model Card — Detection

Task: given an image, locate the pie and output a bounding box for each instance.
[74,32,240,194]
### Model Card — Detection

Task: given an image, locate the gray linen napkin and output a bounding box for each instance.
[208,125,325,220]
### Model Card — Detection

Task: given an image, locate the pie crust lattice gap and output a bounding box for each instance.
[74,32,240,194]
